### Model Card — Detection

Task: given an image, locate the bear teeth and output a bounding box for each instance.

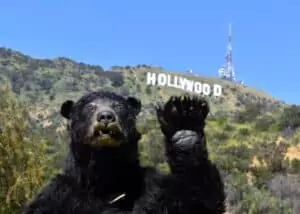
[101,129,112,135]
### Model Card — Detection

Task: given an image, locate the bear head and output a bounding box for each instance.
[60,91,142,152]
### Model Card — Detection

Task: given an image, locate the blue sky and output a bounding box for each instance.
[1,0,299,104]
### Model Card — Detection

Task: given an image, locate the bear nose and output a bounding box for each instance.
[97,111,116,124]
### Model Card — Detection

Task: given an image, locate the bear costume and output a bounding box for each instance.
[22,91,225,214]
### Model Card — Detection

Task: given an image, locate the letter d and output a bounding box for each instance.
[213,84,222,96]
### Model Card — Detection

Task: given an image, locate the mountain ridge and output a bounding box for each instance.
[0,47,287,122]
[0,47,282,102]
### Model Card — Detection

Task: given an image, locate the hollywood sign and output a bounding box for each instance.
[146,72,222,96]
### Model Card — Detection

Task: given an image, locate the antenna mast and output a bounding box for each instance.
[218,23,236,81]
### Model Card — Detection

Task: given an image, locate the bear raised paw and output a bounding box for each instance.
[156,96,211,172]
[133,95,226,214]
[22,92,225,214]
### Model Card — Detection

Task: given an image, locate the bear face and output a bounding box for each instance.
[60,91,141,149]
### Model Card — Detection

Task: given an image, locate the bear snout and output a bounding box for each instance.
[97,111,116,125]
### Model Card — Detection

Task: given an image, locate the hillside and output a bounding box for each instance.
[0,47,285,123]
[0,47,300,214]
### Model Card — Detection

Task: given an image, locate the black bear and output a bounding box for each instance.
[22,91,225,214]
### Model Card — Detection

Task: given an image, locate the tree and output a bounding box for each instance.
[0,83,56,213]
[279,105,300,130]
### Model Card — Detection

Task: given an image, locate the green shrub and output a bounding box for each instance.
[0,84,57,214]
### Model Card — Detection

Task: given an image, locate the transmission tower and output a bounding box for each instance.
[218,23,236,81]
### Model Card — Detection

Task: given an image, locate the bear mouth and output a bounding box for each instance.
[95,128,113,136]
[94,124,121,137]
[91,123,122,147]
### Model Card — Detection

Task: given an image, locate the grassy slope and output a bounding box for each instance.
[0,47,298,162]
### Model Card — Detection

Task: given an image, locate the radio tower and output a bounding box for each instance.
[218,23,236,81]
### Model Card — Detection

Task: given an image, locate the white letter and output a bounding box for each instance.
[167,74,176,87]
[178,77,186,90]
[146,72,156,86]
[213,84,222,96]
[172,76,181,89]
[185,79,194,92]
[194,82,202,94]
[202,83,211,96]
[157,73,167,86]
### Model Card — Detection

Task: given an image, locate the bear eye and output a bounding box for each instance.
[86,104,96,111]
[112,103,124,111]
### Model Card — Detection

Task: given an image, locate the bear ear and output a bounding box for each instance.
[60,100,74,119]
[127,96,141,115]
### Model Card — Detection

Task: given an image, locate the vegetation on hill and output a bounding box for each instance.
[0,47,300,213]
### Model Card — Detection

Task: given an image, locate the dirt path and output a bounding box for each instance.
[285,145,300,160]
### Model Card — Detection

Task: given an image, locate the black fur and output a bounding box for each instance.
[22,92,225,214]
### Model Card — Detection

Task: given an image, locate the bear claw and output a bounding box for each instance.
[156,95,209,137]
